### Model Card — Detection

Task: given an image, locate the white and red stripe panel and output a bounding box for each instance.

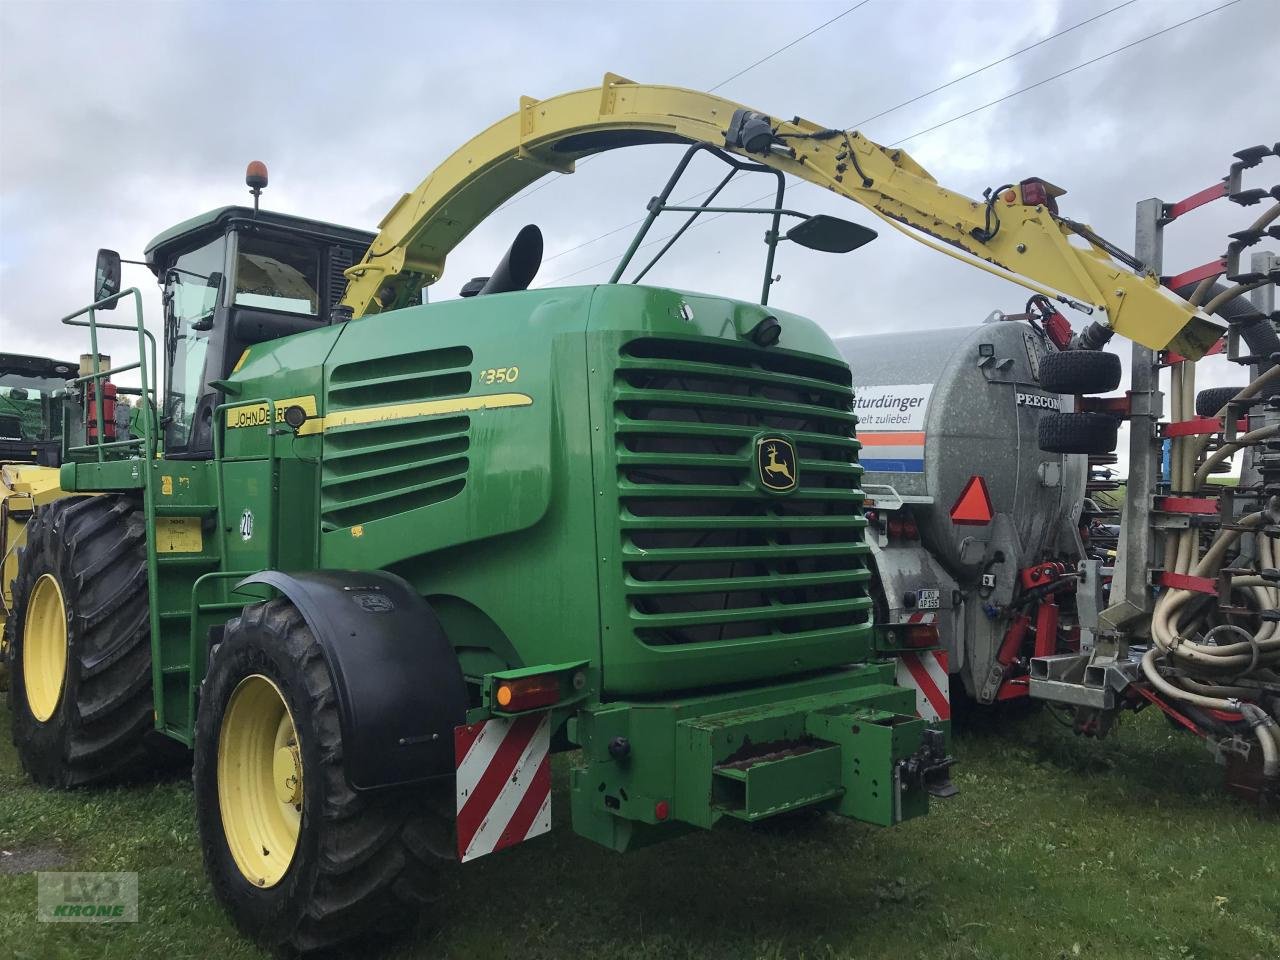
[454,712,552,863]
[895,646,951,723]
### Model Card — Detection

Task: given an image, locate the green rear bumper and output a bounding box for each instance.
[567,663,948,852]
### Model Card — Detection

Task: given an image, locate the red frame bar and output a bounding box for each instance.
[1164,257,1226,292]
[1079,395,1132,416]
[1132,686,1203,736]
[1162,416,1248,438]
[1163,337,1225,366]
[1158,571,1218,595]
[1205,707,1245,723]
[996,613,1031,666]
[1033,599,1058,659]
[1155,496,1219,515]
[1165,181,1227,220]
[995,677,1029,701]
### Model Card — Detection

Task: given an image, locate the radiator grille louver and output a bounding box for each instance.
[321,347,473,530]
[613,337,872,647]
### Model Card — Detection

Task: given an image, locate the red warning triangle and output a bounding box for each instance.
[950,475,993,525]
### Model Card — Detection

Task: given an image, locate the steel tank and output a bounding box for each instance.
[836,317,1087,581]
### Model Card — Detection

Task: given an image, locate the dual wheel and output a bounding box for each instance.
[7,495,447,953]
[1036,350,1122,456]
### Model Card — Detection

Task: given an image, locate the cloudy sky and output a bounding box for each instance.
[2,0,1277,428]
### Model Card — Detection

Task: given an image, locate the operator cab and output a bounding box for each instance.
[93,165,376,458]
[0,353,75,467]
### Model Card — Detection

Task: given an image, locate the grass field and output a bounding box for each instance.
[2,697,1276,960]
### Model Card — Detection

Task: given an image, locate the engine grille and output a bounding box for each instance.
[320,346,473,530]
[614,337,872,647]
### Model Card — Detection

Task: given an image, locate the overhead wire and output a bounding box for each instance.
[536,0,1147,278]
[541,0,1141,268]
[538,0,1246,286]
[850,0,1139,129]
[885,0,1241,147]
[493,1,874,214]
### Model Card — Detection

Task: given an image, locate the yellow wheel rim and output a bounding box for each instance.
[23,574,68,722]
[217,675,303,887]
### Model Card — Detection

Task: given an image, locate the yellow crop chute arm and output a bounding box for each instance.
[344,73,1221,357]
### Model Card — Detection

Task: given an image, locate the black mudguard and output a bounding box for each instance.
[237,569,468,790]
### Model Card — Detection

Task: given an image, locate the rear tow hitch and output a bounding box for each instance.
[899,728,958,799]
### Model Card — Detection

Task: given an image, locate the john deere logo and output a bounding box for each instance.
[756,436,798,492]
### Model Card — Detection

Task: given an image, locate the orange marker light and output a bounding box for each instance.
[905,623,940,648]
[493,674,561,712]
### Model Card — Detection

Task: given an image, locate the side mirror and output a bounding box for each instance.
[785,215,878,254]
[94,249,122,309]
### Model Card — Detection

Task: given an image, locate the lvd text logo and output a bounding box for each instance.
[37,872,138,923]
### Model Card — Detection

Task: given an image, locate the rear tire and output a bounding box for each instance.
[194,599,450,955]
[8,496,158,787]
[1039,350,1122,395]
[1195,386,1245,418]
[1038,412,1119,455]
[1,613,13,692]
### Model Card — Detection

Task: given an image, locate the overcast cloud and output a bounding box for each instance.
[2,0,1277,442]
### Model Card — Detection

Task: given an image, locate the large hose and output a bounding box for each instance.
[1149,241,1280,780]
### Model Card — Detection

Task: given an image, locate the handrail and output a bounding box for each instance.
[59,288,158,463]
[186,569,267,732]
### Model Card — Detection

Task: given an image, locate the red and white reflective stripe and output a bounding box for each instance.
[454,712,552,863]
[896,649,950,722]
[904,612,936,625]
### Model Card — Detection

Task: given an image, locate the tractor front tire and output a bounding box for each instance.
[8,496,157,787]
[1039,350,1122,395]
[194,599,449,955]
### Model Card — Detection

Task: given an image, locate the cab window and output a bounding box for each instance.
[164,235,226,452]
[234,239,319,316]
[0,374,64,442]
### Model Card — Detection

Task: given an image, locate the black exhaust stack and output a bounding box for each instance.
[461,225,544,297]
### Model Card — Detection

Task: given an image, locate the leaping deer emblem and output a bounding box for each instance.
[764,443,794,484]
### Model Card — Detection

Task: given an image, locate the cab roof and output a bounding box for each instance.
[0,353,77,380]
[143,206,377,270]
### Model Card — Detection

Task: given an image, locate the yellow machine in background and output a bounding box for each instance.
[0,353,77,681]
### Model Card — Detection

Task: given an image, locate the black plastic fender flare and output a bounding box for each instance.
[237,569,468,790]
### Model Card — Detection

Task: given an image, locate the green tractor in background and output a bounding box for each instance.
[5,84,960,953]
[1,352,78,688]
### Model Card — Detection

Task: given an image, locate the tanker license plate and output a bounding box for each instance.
[917,589,941,610]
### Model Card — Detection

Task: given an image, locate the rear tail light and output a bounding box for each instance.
[1018,178,1062,214]
[902,518,919,540]
[888,518,904,539]
[905,623,940,648]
